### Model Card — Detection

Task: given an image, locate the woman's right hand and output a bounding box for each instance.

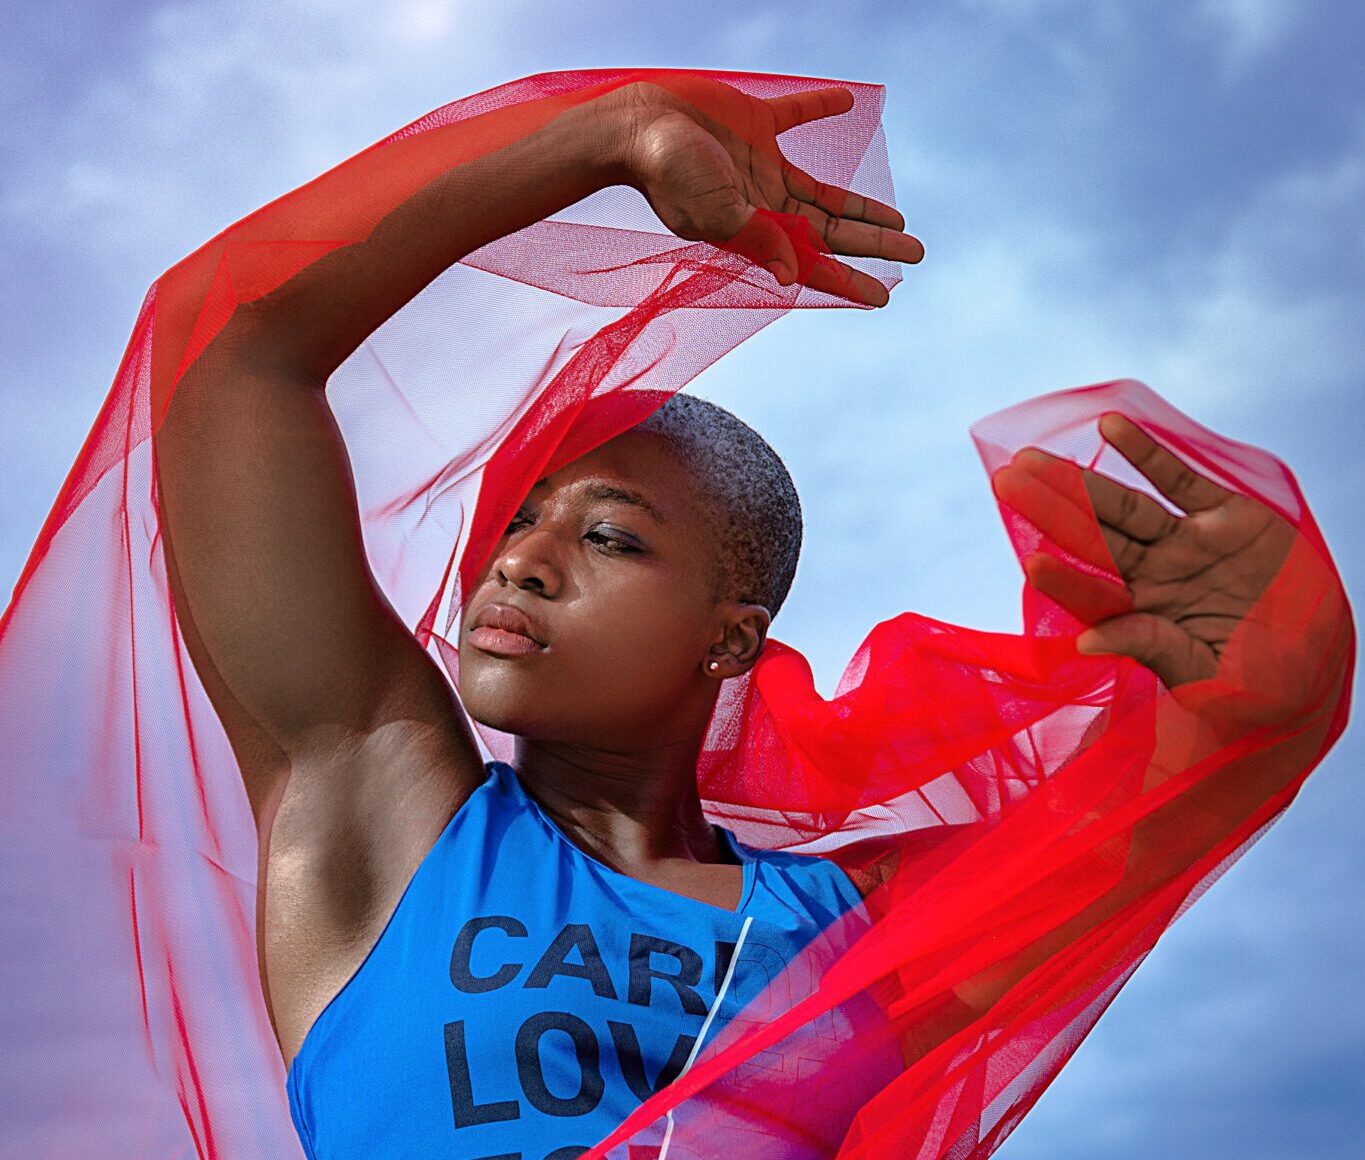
[602,74,924,306]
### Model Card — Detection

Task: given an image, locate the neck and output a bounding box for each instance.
[511,731,727,870]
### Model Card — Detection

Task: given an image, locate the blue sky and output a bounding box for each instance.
[2,1,1361,1156]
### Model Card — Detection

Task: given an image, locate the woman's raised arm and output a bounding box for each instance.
[149,75,922,1058]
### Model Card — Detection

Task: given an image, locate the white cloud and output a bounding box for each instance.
[1145,121,1365,424]
[1195,0,1299,76]
[3,0,514,275]
[698,96,1365,696]
[390,0,461,45]
[718,10,785,57]
[2,9,1362,1154]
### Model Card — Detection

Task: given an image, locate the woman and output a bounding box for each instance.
[151,73,927,1158]
[4,69,1352,1159]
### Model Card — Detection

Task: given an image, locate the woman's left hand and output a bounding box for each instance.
[991,412,1298,689]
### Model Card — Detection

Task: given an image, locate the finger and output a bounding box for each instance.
[782,161,907,232]
[1098,413,1231,514]
[1077,613,1217,687]
[993,451,1121,574]
[803,255,891,307]
[1080,467,1179,543]
[720,207,887,303]
[724,207,801,285]
[1024,554,1134,624]
[766,87,855,134]
[808,208,928,263]
[787,200,925,263]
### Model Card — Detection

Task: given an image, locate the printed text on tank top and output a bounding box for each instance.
[285,762,887,1160]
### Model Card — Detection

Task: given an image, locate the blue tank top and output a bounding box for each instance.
[286,761,882,1160]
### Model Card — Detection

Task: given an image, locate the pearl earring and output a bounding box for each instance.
[707,659,721,672]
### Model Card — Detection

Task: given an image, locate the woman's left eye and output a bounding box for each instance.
[586,528,640,554]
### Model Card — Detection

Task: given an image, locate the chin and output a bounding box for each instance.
[457,660,557,739]
[458,678,529,735]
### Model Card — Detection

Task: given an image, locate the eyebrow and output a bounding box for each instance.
[525,478,671,524]
[580,483,668,524]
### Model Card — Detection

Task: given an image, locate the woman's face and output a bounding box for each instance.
[457,429,740,749]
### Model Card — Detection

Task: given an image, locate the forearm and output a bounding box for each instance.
[951,531,1352,1014]
[951,699,1340,1015]
[150,87,639,785]
[212,90,636,385]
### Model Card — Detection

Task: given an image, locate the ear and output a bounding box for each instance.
[703,603,772,679]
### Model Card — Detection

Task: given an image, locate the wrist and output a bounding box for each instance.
[555,85,651,192]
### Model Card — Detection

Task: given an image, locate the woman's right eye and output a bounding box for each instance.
[506,511,532,533]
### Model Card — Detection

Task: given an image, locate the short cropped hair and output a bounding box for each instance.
[635,394,802,617]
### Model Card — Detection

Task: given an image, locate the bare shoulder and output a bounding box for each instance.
[256,645,487,1065]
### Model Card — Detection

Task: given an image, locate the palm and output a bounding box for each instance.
[626,110,753,235]
[612,76,924,305]
[993,414,1296,688]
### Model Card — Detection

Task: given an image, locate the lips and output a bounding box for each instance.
[466,601,548,657]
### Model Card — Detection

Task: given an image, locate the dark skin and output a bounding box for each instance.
[994,412,1298,692]
[151,72,1333,1079]
[457,429,770,911]
[154,76,921,1066]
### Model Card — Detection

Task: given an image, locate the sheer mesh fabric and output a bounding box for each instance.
[0,68,1352,1159]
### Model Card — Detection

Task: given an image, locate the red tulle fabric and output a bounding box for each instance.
[0,69,1352,1159]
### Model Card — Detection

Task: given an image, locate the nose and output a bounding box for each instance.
[494,525,562,598]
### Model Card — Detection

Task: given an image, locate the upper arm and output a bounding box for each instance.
[155,332,491,1053]
[152,329,485,835]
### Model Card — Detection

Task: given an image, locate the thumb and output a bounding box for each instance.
[1077,614,1216,687]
